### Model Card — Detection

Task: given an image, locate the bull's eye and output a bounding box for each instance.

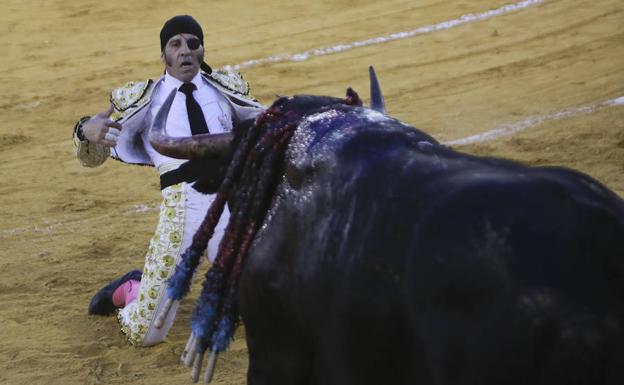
[275,96,289,106]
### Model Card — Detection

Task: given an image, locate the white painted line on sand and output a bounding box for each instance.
[226,0,545,70]
[445,95,624,146]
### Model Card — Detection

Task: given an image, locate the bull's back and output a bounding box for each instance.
[240,107,624,384]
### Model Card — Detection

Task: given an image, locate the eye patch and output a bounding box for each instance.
[186,38,201,50]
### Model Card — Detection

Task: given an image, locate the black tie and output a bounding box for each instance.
[178,82,210,135]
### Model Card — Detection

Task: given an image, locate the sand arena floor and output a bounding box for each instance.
[0,0,622,384]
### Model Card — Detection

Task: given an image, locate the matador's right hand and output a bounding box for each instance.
[81,104,123,147]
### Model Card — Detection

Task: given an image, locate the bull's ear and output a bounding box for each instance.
[345,87,363,106]
[369,66,386,113]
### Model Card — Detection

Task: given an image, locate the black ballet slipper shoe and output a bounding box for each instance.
[88,269,142,315]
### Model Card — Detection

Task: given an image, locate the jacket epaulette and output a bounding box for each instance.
[202,68,255,99]
[109,79,155,121]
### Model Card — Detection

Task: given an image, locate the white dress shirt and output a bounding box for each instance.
[143,72,233,170]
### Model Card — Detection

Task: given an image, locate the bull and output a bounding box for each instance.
[149,68,624,384]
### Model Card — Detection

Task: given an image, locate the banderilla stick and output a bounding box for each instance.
[191,350,205,383]
[204,350,219,383]
[154,298,175,329]
[184,335,201,367]
[181,332,197,364]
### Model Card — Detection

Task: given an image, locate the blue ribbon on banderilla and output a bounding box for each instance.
[153,111,297,383]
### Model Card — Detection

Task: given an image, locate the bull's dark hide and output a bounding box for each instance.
[237,95,624,385]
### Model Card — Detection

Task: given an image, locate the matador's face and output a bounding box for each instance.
[161,33,205,82]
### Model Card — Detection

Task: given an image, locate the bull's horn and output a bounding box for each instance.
[369,66,386,114]
[149,89,234,159]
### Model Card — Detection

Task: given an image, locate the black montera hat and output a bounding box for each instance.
[160,15,204,51]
